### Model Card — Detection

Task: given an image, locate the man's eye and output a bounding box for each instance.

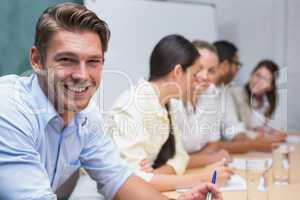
[209,69,216,74]
[88,59,101,64]
[58,58,76,63]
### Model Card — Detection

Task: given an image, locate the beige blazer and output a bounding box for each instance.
[104,79,189,181]
[231,86,257,130]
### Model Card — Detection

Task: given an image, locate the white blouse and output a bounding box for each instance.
[250,95,270,128]
[171,84,245,153]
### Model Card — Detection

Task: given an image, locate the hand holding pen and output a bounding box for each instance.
[206,171,218,200]
[177,182,222,200]
[177,171,221,200]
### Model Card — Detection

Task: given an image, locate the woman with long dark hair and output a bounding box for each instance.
[105,35,232,192]
[231,60,286,141]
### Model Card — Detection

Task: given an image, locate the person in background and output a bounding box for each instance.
[214,40,285,143]
[231,60,287,142]
[170,40,232,168]
[105,35,233,192]
[213,40,242,86]
[171,40,273,170]
[0,3,222,200]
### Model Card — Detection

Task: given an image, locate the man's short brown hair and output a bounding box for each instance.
[34,2,110,63]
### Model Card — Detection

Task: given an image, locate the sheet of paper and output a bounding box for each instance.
[228,158,272,170]
[286,135,300,143]
[220,174,247,191]
[175,188,190,193]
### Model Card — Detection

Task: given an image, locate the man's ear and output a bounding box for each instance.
[30,46,45,75]
[219,60,229,69]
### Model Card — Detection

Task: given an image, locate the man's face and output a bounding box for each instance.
[218,52,240,85]
[33,31,103,113]
[217,60,230,85]
[230,53,241,80]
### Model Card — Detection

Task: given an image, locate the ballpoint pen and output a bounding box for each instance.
[206,170,217,200]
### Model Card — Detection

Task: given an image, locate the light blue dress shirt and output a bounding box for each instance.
[0,74,133,200]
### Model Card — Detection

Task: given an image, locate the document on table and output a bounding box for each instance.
[176,175,247,193]
[220,174,247,191]
[228,158,272,170]
[287,135,300,143]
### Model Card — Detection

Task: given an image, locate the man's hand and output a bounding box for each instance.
[202,142,220,153]
[268,129,287,142]
[177,183,222,200]
[210,149,232,164]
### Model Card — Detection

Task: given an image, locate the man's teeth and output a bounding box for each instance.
[68,86,88,93]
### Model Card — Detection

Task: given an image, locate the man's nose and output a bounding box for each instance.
[72,63,88,80]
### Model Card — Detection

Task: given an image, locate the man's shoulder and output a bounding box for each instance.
[0,75,32,107]
[0,74,38,123]
[0,75,39,138]
[231,86,247,98]
[0,74,23,92]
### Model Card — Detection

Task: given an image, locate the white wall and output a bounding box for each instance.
[214,0,296,130]
[85,0,299,130]
[286,0,300,131]
[215,0,286,83]
[86,0,217,112]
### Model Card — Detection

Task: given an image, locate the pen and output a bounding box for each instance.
[206,170,217,200]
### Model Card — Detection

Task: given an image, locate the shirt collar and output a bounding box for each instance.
[30,74,90,135]
[30,74,58,125]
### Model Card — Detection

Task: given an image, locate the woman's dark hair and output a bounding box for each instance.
[213,40,238,63]
[152,103,176,169]
[245,59,279,117]
[149,34,200,81]
[150,34,200,168]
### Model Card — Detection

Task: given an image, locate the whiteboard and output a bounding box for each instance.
[85,0,217,112]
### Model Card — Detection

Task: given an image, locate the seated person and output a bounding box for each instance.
[0,3,221,200]
[231,60,287,142]
[171,41,273,170]
[105,35,233,192]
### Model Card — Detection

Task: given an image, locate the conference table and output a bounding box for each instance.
[163,142,300,200]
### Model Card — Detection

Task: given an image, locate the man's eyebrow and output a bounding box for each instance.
[53,52,103,60]
[88,55,103,60]
[53,52,78,59]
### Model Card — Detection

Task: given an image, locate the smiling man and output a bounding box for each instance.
[0,3,221,200]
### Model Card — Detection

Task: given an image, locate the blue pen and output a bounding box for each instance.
[206,170,217,200]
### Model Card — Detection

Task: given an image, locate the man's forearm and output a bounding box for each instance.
[114,176,168,200]
[216,140,253,154]
[187,152,215,169]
